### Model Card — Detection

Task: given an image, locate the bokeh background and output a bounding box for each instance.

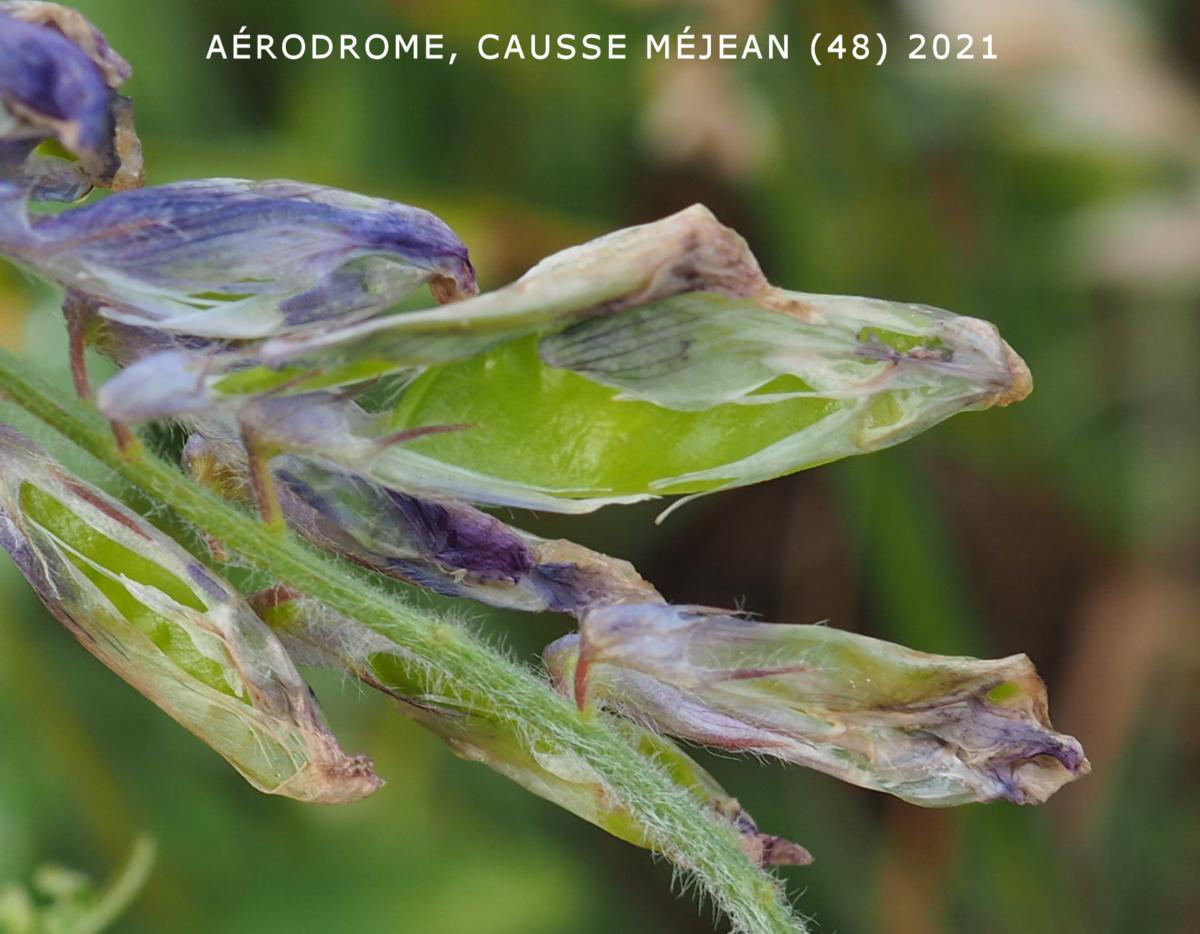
[2,1,1198,931]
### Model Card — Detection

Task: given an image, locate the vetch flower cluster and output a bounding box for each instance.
[0,5,1087,929]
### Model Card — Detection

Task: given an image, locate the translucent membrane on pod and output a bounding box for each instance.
[255,589,811,868]
[0,427,379,802]
[99,205,1031,514]
[546,603,1088,807]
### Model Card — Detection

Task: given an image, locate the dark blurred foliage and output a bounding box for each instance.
[2,1,1198,932]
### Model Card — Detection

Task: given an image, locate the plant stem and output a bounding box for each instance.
[0,349,803,934]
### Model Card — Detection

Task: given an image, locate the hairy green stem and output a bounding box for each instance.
[0,349,802,934]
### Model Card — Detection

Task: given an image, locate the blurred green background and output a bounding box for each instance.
[2,1,1198,931]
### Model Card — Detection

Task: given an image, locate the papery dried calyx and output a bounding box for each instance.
[0,426,379,802]
[253,589,809,868]
[546,604,1088,806]
[0,2,142,199]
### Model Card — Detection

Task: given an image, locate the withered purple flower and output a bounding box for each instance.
[0,177,477,340]
[0,425,380,803]
[182,425,661,615]
[0,1,141,199]
[546,604,1089,807]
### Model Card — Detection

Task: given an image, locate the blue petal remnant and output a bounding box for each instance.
[180,426,662,615]
[274,459,535,584]
[0,2,140,198]
[0,178,477,338]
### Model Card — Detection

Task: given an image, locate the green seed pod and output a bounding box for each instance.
[0,426,380,803]
[254,589,810,868]
[107,205,1032,514]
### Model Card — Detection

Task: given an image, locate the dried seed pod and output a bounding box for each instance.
[0,426,380,803]
[546,604,1089,807]
[0,2,141,199]
[254,589,809,868]
[0,178,476,341]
